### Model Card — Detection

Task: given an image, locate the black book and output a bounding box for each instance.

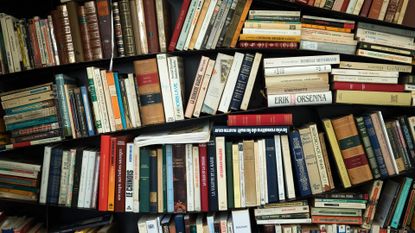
[71,148,84,207]
[265,137,279,203]
[73,88,88,137]
[46,147,63,204]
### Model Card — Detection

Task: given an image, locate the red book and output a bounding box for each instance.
[228,114,293,126]
[360,0,374,17]
[107,136,118,211]
[311,215,363,224]
[199,143,209,212]
[168,0,191,52]
[143,0,160,53]
[340,0,351,12]
[98,135,111,211]
[332,82,405,92]
[114,136,129,212]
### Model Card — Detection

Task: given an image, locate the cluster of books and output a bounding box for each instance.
[264,54,338,107]
[254,201,311,225]
[294,0,414,27]
[169,0,253,52]
[185,52,262,118]
[354,22,415,64]
[39,146,100,210]
[331,61,414,106]
[0,213,45,233]
[0,83,63,149]
[300,15,358,55]
[137,209,251,233]
[0,160,40,201]
[237,10,301,49]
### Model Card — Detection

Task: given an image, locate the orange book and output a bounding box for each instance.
[105,72,123,130]
[230,0,253,48]
[331,114,373,185]
[312,215,363,225]
[107,136,117,211]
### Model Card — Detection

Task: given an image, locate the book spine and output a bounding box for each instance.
[112,2,125,57]
[98,135,110,211]
[208,140,218,211]
[80,86,95,136]
[309,124,330,192]
[96,0,112,59]
[118,0,136,56]
[156,54,175,123]
[5,115,57,131]
[73,88,88,137]
[288,130,312,196]
[267,91,332,107]
[155,0,170,52]
[194,0,218,50]
[167,56,185,121]
[143,0,160,53]
[11,129,61,144]
[193,145,201,211]
[215,137,227,210]
[185,144,194,212]
[176,0,198,50]
[78,6,93,61]
[199,143,209,212]
[212,126,289,136]
[85,1,103,60]
[39,146,52,204]
[166,145,174,213]
[391,178,413,228]
[47,148,62,204]
[125,143,134,212]
[139,147,150,212]
[228,114,293,126]
[265,137,278,203]
[332,82,405,92]
[184,56,209,118]
[229,53,255,111]
[356,117,381,179]
[265,64,332,77]
[114,73,127,129]
[335,90,412,106]
[86,67,103,133]
[149,149,158,212]
[229,0,252,48]
[225,142,234,209]
[173,144,187,213]
[168,0,191,51]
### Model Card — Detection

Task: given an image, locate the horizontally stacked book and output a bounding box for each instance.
[0,83,63,149]
[300,15,358,54]
[264,54,339,107]
[332,61,414,106]
[254,201,311,225]
[0,160,40,201]
[238,10,301,49]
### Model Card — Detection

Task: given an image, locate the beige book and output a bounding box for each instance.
[319,133,335,190]
[254,141,261,206]
[267,84,330,95]
[101,70,116,132]
[135,0,148,54]
[130,0,142,54]
[193,59,215,117]
[335,90,412,106]
[265,73,329,87]
[281,135,295,199]
[185,56,210,118]
[189,0,211,50]
[339,61,412,73]
[215,136,228,210]
[301,28,357,45]
[309,124,330,192]
[378,0,390,20]
[243,140,257,207]
[408,117,415,141]
[232,143,241,208]
[157,148,163,213]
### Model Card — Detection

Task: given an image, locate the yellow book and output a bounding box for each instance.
[239,34,301,42]
[243,140,256,207]
[322,119,352,188]
[335,90,412,106]
[232,143,241,208]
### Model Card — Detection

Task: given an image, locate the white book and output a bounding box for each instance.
[39,146,52,204]
[281,135,296,200]
[232,143,240,208]
[241,53,262,111]
[91,154,100,209]
[258,140,266,205]
[122,77,137,129]
[242,28,302,35]
[100,70,116,132]
[176,0,199,50]
[86,67,103,134]
[193,59,215,117]
[227,215,234,233]
[267,91,332,107]
[331,68,399,77]
[256,218,312,225]
[262,140,268,204]
[378,0,390,20]
[133,144,140,213]
[254,141,261,206]
[137,216,148,233]
[58,150,70,205]
[238,142,246,207]
[202,53,234,115]
[332,75,398,84]
[255,205,309,216]
[127,74,142,127]
[275,225,282,233]
[93,67,110,133]
[346,0,358,13]
[136,0,148,54]
[186,144,195,211]
[0,15,14,72]
[232,209,252,233]
[249,10,301,17]
[194,0,218,50]
[274,135,285,201]
[7,16,21,71]
[356,29,415,50]
[377,111,399,174]
[66,149,76,207]
[352,0,365,14]
[309,124,330,192]
[339,61,412,73]
[207,214,215,233]
[125,143,135,212]
[157,54,175,123]
[84,151,97,208]
[184,0,205,50]
[193,146,201,211]
[265,64,332,77]
[77,150,90,208]
[215,136,228,210]
[218,52,244,113]
[303,15,355,24]
[196,215,204,233]
[146,218,159,233]
[314,200,366,209]
[264,54,340,68]
[167,56,185,121]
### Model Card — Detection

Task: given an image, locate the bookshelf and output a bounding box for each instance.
[0,0,414,232]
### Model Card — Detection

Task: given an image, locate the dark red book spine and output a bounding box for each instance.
[168,0,191,52]
[332,82,405,92]
[96,0,112,59]
[296,0,309,4]
[114,136,127,212]
[199,143,209,212]
[173,144,187,213]
[98,135,111,211]
[228,114,293,126]
[360,0,374,17]
[143,0,160,54]
[340,0,351,12]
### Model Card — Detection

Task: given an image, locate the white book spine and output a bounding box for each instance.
[146,219,160,233]
[215,136,228,210]
[264,54,340,68]
[357,49,413,64]
[93,68,110,133]
[58,151,70,205]
[39,146,52,204]
[238,142,246,208]
[193,59,215,117]
[378,0,390,19]
[128,74,142,127]
[262,140,268,204]
[84,151,96,208]
[123,77,138,128]
[377,112,399,174]
[185,56,209,118]
[135,0,148,54]
[157,54,175,122]
[193,146,201,211]
[241,53,262,111]
[218,52,244,113]
[258,140,265,205]
[168,56,185,121]
[194,0,218,50]
[274,135,285,201]
[100,70,116,132]
[267,91,332,107]
[281,135,296,199]
[265,64,332,77]
[133,145,140,212]
[78,151,90,208]
[314,201,366,209]
[86,67,103,134]
[256,218,312,225]
[125,143,135,212]
[176,0,199,50]
[309,124,330,191]
[254,141,261,206]
[275,225,282,233]
[66,149,76,207]
[332,75,398,84]
[184,0,205,50]
[255,205,309,216]
[249,10,301,17]
[331,68,399,77]
[346,0,358,13]
[242,28,302,35]
[352,0,365,14]
[0,16,14,72]
[91,154,100,209]
[186,144,195,211]
[232,143,240,208]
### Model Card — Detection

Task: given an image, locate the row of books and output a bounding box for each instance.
[293,0,415,27]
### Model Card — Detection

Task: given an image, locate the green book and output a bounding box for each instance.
[139,147,151,212]
[226,141,234,209]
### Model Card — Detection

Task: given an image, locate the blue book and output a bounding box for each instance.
[174,214,185,233]
[113,72,127,129]
[391,177,413,228]
[207,140,218,212]
[166,144,174,213]
[288,130,312,197]
[47,147,63,204]
[162,145,167,213]
[265,137,278,203]
[55,73,76,137]
[363,116,388,178]
[80,86,95,136]
[5,100,54,115]
[229,53,255,111]
[5,115,58,131]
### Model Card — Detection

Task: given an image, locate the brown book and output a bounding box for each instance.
[393,0,404,23]
[118,0,136,56]
[319,132,335,190]
[173,144,187,213]
[96,0,113,59]
[66,1,85,62]
[78,6,93,61]
[331,114,373,185]
[402,0,415,27]
[368,0,384,19]
[57,5,76,64]
[129,0,142,54]
[384,0,400,22]
[243,140,256,207]
[133,58,165,126]
[360,0,374,17]
[85,1,103,60]
[114,136,130,212]
[143,0,160,53]
[112,2,125,57]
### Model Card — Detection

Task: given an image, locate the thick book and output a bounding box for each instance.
[118,0,136,56]
[46,147,63,204]
[173,144,187,213]
[289,130,312,197]
[96,0,112,59]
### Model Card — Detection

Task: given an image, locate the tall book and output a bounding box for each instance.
[96,0,112,58]
[143,0,160,53]
[173,144,187,213]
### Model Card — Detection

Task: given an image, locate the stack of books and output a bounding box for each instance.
[0,83,63,150]
[354,22,415,64]
[185,52,262,118]
[264,54,339,107]
[169,0,253,51]
[300,15,357,55]
[40,146,100,209]
[332,61,413,106]
[0,215,42,232]
[238,10,301,49]
[0,160,41,201]
[311,193,367,225]
[254,201,311,225]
